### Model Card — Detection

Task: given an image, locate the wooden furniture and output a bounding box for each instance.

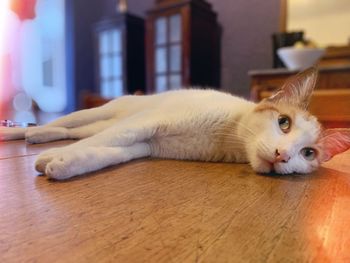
[146,0,221,93]
[1,140,350,262]
[93,12,145,98]
[81,90,144,109]
[249,65,350,127]
[320,45,350,67]
[82,92,111,109]
[272,31,304,68]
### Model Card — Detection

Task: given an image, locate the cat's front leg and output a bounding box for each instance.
[25,127,69,144]
[38,143,150,180]
[0,127,27,141]
[35,147,65,173]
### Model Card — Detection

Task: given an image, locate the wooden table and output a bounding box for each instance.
[249,65,350,128]
[249,65,350,101]
[1,140,350,262]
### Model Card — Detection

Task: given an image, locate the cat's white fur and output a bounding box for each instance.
[1,68,350,180]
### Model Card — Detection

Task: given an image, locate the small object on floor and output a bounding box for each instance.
[1,120,37,128]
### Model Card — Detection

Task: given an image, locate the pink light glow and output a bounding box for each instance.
[0,1,9,53]
[1,0,67,123]
[0,0,12,119]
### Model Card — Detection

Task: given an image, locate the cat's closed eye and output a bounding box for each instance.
[278,115,291,133]
[300,147,317,161]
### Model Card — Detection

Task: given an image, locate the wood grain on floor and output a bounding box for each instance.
[0,140,349,262]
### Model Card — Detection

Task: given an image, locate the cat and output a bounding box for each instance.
[1,67,350,180]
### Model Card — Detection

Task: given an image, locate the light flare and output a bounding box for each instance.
[0,0,10,116]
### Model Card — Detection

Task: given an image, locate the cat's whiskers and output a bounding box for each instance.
[212,139,246,146]
[212,132,250,141]
[213,121,256,141]
[232,122,271,153]
[213,125,271,156]
[257,141,271,157]
[215,121,256,136]
[212,133,251,148]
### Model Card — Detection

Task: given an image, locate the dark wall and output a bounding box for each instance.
[120,0,281,96]
[210,0,281,96]
[67,0,280,110]
[66,0,104,111]
[66,0,153,110]
[102,0,154,18]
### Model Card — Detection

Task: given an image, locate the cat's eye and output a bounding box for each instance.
[278,115,291,133]
[300,147,317,161]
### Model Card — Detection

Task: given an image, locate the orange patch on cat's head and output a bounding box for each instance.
[255,101,316,123]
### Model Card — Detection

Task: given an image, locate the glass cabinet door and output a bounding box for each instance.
[98,29,123,98]
[154,13,182,93]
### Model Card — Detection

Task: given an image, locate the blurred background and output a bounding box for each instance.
[0,0,349,125]
[0,0,66,123]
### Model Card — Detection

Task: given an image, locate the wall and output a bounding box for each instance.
[103,0,281,97]
[209,0,280,96]
[0,0,67,121]
[288,0,350,47]
[66,0,104,110]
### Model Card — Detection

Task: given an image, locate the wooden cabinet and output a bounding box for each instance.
[93,13,145,99]
[146,0,221,93]
[319,45,350,67]
[249,65,350,127]
[249,65,350,101]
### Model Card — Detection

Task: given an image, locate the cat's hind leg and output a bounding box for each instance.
[0,104,116,142]
[24,101,119,143]
[45,102,117,129]
[25,119,115,144]
[38,143,150,180]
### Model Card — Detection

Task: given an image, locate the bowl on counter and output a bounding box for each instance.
[277,47,325,70]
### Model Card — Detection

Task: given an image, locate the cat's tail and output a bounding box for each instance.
[0,127,27,141]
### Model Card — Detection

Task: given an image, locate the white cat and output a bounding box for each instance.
[1,68,349,180]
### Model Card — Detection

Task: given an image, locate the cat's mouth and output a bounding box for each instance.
[259,156,276,173]
[266,160,275,172]
[262,158,293,174]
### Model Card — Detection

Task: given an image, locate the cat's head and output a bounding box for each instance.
[244,67,350,174]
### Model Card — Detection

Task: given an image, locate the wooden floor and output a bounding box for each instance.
[0,140,349,263]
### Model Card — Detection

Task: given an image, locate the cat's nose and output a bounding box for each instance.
[275,149,291,163]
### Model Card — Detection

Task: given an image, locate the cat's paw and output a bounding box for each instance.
[35,154,54,173]
[26,127,68,144]
[0,127,12,141]
[44,150,87,180]
[45,156,72,180]
[0,127,25,141]
[35,148,65,173]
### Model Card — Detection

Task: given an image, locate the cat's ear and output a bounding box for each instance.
[265,67,318,110]
[318,128,350,162]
